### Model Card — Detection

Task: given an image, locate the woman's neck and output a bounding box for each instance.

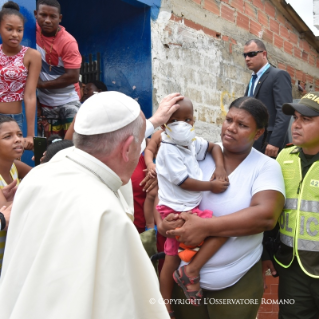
[1,43,22,56]
[0,158,14,184]
[222,147,252,175]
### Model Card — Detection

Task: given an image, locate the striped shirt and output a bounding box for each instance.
[36,23,82,107]
[0,163,20,273]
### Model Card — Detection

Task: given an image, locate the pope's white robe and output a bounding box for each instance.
[0,147,168,319]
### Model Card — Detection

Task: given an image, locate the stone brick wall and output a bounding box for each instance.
[151,0,319,142]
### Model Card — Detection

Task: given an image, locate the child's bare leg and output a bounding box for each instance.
[182,237,228,291]
[143,185,158,229]
[160,255,181,316]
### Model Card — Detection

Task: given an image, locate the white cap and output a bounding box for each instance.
[74,91,141,135]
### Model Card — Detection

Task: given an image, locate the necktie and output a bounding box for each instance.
[249,74,258,97]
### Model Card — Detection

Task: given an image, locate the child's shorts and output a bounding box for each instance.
[156,205,213,256]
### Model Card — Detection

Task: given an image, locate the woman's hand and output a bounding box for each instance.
[262,260,277,291]
[140,172,158,192]
[1,180,18,202]
[161,213,184,238]
[24,136,34,150]
[167,213,209,246]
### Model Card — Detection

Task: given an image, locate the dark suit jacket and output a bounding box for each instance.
[244,66,292,152]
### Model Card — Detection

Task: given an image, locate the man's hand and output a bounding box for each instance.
[2,180,18,202]
[262,260,277,291]
[167,213,209,246]
[140,172,158,192]
[1,204,13,231]
[148,93,184,128]
[265,144,279,158]
[24,136,33,150]
[37,78,45,89]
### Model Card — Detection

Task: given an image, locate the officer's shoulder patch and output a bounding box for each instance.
[284,143,294,148]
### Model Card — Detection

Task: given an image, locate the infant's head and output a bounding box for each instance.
[162,97,196,147]
[165,97,194,127]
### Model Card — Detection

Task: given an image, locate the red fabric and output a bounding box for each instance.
[0,45,28,102]
[132,154,147,230]
[36,23,81,68]
[36,23,81,99]
[131,154,166,273]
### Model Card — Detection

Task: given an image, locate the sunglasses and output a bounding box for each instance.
[243,50,264,58]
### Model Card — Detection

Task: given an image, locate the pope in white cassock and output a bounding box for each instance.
[0,92,183,319]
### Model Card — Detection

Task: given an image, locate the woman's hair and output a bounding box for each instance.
[0,1,25,25]
[0,115,18,130]
[42,138,73,163]
[229,97,269,147]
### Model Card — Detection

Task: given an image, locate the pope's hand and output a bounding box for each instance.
[148,93,184,128]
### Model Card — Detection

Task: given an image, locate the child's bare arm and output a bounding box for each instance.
[144,130,162,177]
[180,177,229,193]
[207,142,229,182]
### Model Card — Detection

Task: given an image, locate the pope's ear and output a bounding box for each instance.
[254,128,265,141]
[121,135,134,162]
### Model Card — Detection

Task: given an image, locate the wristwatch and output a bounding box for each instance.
[0,212,6,231]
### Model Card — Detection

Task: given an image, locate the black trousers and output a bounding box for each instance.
[278,259,319,319]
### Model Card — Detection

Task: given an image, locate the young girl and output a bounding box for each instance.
[156,98,229,317]
[0,115,31,273]
[0,1,41,150]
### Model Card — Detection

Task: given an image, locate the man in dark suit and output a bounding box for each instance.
[244,39,292,157]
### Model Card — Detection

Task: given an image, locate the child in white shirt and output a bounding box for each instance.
[155,98,229,317]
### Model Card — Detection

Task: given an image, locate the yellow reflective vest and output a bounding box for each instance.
[275,146,319,278]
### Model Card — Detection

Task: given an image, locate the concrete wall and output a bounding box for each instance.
[151,0,319,142]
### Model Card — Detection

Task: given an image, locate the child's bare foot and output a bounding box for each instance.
[182,264,200,292]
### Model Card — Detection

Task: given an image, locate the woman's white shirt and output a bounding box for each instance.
[180,146,285,290]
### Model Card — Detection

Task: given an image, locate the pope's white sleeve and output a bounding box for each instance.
[145,120,154,138]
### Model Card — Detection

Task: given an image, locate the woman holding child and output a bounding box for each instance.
[160,96,285,319]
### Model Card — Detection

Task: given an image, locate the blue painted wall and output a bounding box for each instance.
[60,0,154,119]
[0,0,36,165]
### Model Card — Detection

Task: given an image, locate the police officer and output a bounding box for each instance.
[263,92,319,319]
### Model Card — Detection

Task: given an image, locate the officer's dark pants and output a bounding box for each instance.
[172,260,263,319]
[278,258,319,319]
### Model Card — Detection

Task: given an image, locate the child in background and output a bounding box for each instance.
[0,115,31,272]
[156,98,229,317]
[41,136,73,163]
